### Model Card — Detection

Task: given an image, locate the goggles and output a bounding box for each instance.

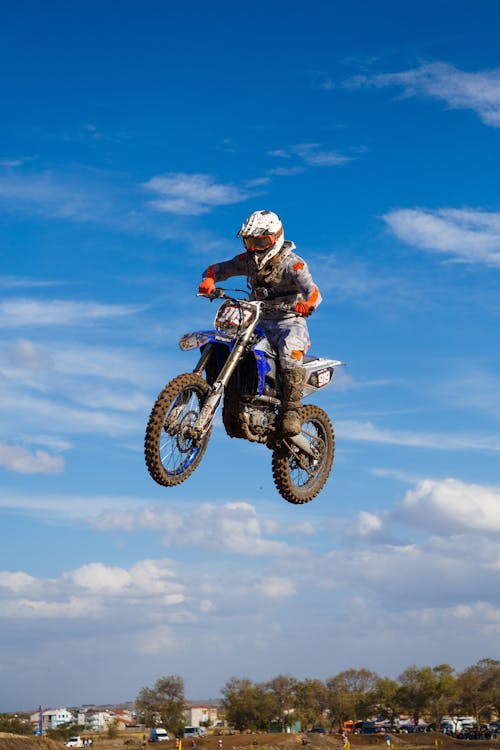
[242,230,280,252]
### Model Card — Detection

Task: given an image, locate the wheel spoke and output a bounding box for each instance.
[159,388,202,474]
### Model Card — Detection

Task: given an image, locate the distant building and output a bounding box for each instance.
[84,709,135,732]
[184,706,218,727]
[30,708,75,730]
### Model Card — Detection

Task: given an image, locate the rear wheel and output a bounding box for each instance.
[144,373,211,486]
[272,404,334,504]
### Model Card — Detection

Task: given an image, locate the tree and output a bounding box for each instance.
[428,664,458,725]
[456,658,500,723]
[221,677,262,731]
[293,679,329,730]
[326,669,380,730]
[397,665,436,727]
[368,677,401,725]
[265,675,297,731]
[136,674,185,735]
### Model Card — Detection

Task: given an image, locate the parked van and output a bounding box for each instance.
[65,738,84,748]
[149,728,170,742]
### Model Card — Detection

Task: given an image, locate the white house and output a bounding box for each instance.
[184,706,218,727]
[30,708,75,730]
[85,711,114,732]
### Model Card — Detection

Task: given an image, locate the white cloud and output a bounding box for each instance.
[160,501,301,557]
[395,477,500,535]
[70,562,132,593]
[0,299,143,328]
[337,419,500,452]
[0,571,40,594]
[383,207,500,267]
[356,511,383,536]
[143,173,249,215]
[1,597,101,619]
[68,559,185,600]
[91,506,182,533]
[348,62,500,128]
[0,442,64,474]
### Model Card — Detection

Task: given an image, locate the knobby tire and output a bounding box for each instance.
[272,404,334,504]
[144,373,211,487]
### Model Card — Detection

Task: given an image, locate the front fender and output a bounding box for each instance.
[178,329,233,351]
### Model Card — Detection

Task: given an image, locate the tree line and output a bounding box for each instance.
[135,659,499,734]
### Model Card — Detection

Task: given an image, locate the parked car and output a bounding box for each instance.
[149,728,170,742]
[65,738,84,748]
[307,728,326,735]
[183,727,207,739]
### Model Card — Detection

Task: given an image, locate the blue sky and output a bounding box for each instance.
[1,0,499,712]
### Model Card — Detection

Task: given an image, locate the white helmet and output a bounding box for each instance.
[237,209,285,269]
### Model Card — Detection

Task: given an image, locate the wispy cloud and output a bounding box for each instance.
[268,143,352,169]
[0,170,106,221]
[0,276,64,289]
[143,173,250,215]
[383,207,500,267]
[437,368,500,418]
[292,143,352,166]
[347,62,500,128]
[337,419,500,453]
[0,299,143,328]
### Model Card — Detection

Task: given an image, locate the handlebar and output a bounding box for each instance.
[197,288,301,316]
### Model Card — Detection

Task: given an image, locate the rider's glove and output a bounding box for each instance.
[294,301,315,317]
[198,277,215,295]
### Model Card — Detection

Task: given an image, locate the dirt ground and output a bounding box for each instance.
[1,732,498,750]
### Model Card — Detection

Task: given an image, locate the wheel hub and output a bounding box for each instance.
[176,410,199,452]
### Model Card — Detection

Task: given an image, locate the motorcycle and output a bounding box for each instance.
[144,288,343,504]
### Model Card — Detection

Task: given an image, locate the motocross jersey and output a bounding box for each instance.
[202,241,322,320]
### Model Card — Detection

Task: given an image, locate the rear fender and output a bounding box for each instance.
[302,356,345,397]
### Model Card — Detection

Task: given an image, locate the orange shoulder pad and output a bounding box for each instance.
[293,261,304,271]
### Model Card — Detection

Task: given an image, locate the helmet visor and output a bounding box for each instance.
[242,233,277,252]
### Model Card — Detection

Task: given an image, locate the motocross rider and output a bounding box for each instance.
[198,209,322,437]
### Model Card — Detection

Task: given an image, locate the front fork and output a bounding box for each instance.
[191,333,255,436]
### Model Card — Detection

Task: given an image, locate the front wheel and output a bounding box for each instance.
[272,404,334,504]
[144,373,212,487]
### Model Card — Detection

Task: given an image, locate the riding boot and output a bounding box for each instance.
[281,366,306,437]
